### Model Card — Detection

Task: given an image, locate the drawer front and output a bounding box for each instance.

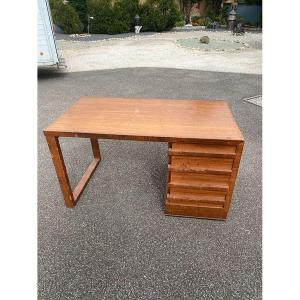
[170,156,233,173]
[165,202,227,219]
[169,172,230,192]
[170,143,236,158]
[167,186,225,208]
[169,186,227,198]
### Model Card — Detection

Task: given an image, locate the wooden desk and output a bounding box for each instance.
[44,97,244,219]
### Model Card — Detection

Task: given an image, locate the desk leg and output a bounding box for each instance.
[90,138,101,160]
[46,136,101,208]
[46,136,75,208]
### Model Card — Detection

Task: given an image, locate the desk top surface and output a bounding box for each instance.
[44,97,244,143]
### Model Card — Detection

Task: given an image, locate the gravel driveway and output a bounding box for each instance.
[56,30,262,74]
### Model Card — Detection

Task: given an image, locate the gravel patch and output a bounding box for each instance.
[176,38,249,52]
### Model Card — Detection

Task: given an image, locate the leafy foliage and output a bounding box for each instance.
[49,0,84,33]
[50,0,180,34]
[201,0,229,27]
[114,0,140,31]
[140,0,180,32]
[175,20,185,27]
[68,0,88,29]
[87,0,130,34]
[191,16,211,27]
[205,0,223,13]
[206,6,228,25]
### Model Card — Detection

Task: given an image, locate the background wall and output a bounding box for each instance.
[237,4,262,24]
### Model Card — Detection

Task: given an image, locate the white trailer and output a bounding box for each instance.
[38,0,61,67]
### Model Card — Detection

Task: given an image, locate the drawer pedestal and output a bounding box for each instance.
[165,142,244,219]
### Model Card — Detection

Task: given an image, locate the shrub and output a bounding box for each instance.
[205,6,228,25]
[191,15,212,27]
[68,0,88,29]
[191,15,201,25]
[51,0,180,34]
[49,0,84,34]
[87,0,131,34]
[175,20,185,27]
[203,17,213,27]
[140,0,180,32]
[114,0,140,31]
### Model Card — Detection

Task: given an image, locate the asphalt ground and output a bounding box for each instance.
[38,68,262,299]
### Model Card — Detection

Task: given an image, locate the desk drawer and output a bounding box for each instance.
[170,156,233,174]
[167,186,226,208]
[170,143,236,158]
[169,172,230,192]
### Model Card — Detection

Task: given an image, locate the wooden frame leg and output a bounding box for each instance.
[72,138,101,202]
[46,136,101,208]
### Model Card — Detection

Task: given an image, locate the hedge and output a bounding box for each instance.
[50,0,180,34]
[114,0,140,31]
[49,0,84,34]
[87,0,129,34]
[140,0,180,32]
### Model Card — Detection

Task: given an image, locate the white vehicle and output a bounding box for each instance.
[37,0,62,67]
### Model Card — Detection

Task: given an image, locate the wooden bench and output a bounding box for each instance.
[44,97,244,219]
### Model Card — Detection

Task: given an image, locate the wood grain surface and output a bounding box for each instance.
[44,97,244,143]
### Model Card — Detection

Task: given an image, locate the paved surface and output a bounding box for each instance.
[38,68,262,299]
[56,30,262,74]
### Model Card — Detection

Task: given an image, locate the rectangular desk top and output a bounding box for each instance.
[44,97,244,143]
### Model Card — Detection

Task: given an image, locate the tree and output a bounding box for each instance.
[205,0,222,15]
[177,0,224,21]
[181,0,192,23]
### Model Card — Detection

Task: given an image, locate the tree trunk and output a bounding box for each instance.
[212,0,222,12]
[182,0,192,23]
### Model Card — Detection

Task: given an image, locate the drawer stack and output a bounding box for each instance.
[165,142,244,219]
